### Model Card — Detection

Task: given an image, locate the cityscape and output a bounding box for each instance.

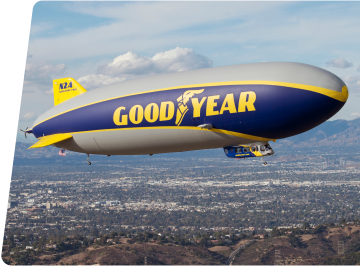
[2,140,360,264]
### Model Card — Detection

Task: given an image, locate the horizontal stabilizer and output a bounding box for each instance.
[28,134,73,149]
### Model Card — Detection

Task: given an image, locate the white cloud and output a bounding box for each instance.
[23,112,35,119]
[29,23,54,36]
[343,75,359,83]
[152,48,213,72]
[21,112,36,121]
[343,75,360,86]
[326,58,353,68]
[78,74,126,90]
[22,88,36,93]
[98,52,153,76]
[45,89,53,95]
[97,47,212,76]
[24,60,66,87]
[77,48,213,89]
[351,112,360,117]
[343,75,360,94]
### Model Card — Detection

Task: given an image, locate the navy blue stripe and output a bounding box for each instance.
[32,85,344,140]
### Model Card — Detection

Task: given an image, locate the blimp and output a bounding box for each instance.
[23,62,348,165]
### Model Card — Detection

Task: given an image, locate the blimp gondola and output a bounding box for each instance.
[22,62,348,164]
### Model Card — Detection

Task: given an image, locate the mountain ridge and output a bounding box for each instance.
[273,117,360,148]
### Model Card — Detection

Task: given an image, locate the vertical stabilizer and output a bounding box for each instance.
[53,77,87,106]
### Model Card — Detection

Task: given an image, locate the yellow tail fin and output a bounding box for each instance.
[53,77,87,106]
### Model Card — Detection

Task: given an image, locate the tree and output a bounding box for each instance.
[174,234,180,244]
[195,232,201,239]
[340,217,347,225]
[110,231,118,239]
[271,227,280,237]
[99,235,108,245]
[303,222,310,230]
[2,257,11,265]
[199,234,210,247]
[288,233,303,248]
[7,234,15,249]
[13,252,33,265]
[313,225,326,234]
[91,228,99,237]
[214,231,223,240]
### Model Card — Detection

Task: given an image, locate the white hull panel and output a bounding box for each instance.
[53,128,253,155]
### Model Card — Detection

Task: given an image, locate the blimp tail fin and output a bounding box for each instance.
[28,133,73,149]
[53,78,87,106]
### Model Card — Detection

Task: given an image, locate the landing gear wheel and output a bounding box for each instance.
[86,154,91,165]
[261,157,267,166]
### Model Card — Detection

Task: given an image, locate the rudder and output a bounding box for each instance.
[53,77,87,106]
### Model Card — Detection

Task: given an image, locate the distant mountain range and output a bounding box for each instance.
[273,117,360,148]
[12,118,360,159]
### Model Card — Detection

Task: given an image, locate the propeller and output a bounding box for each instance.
[20,127,31,139]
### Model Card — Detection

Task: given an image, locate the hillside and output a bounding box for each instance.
[4,224,360,265]
[4,241,227,265]
[232,225,360,265]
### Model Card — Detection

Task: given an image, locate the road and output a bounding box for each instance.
[226,239,255,265]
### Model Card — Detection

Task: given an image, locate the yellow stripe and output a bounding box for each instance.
[35,126,274,143]
[209,128,272,142]
[33,80,346,128]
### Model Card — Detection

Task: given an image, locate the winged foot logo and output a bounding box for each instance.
[175,89,204,126]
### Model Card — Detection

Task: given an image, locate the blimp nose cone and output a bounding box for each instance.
[283,78,347,138]
[317,74,348,119]
[342,86,349,101]
[248,64,349,140]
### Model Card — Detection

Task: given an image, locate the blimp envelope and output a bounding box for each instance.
[24,62,347,160]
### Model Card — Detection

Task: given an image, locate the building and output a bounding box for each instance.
[7,201,18,209]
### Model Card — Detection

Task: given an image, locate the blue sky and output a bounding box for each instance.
[4,1,360,146]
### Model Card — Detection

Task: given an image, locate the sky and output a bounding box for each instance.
[11,1,360,144]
